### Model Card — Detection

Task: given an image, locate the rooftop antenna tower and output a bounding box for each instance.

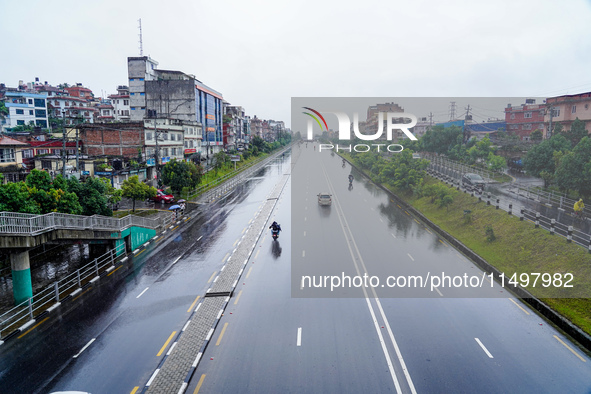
[138,18,143,56]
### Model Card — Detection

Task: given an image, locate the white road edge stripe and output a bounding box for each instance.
[297,327,302,346]
[73,338,96,358]
[136,287,149,298]
[475,338,494,358]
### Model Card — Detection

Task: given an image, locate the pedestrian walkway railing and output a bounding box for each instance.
[194,146,291,203]
[0,242,129,341]
[426,167,591,251]
[0,211,170,236]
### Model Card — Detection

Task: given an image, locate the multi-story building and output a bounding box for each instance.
[250,116,263,139]
[224,104,247,151]
[182,121,202,161]
[505,99,545,140]
[46,95,96,125]
[544,92,591,139]
[127,56,223,159]
[0,135,29,183]
[97,102,115,122]
[20,140,78,171]
[108,86,131,122]
[65,84,94,100]
[2,92,49,131]
[143,118,185,164]
[127,56,159,121]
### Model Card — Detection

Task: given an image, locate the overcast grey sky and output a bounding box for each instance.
[3,0,591,129]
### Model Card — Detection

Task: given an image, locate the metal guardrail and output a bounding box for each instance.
[426,168,591,251]
[0,243,128,340]
[424,153,590,219]
[194,146,291,203]
[0,211,168,236]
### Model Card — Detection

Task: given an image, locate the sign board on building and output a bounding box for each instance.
[82,171,90,175]
[95,171,112,176]
[184,148,197,154]
[147,158,155,166]
[229,155,241,162]
[207,127,215,132]
[206,114,215,120]
[162,157,171,164]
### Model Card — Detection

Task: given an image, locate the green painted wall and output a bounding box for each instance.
[113,226,156,255]
[12,268,33,305]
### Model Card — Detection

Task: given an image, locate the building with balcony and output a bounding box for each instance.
[544,92,591,139]
[2,92,49,131]
[108,86,131,122]
[97,102,115,122]
[0,135,28,183]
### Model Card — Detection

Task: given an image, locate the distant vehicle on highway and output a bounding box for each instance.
[461,173,485,192]
[317,192,332,206]
[152,189,175,203]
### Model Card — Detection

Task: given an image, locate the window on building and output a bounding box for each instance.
[146,132,153,140]
[35,109,46,118]
[139,78,144,81]
[103,110,109,115]
[34,98,45,108]
[572,105,576,114]
[17,120,25,125]
[553,109,560,117]
[41,160,52,169]
[37,149,49,155]
[162,133,168,140]
[141,107,145,110]
[510,113,515,120]
[22,149,34,159]
[162,148,168,156]
[36,120,47,128]
[131,92,135,96]
[524,112,532,118]
[140,92,145,96]
[124,100,129,105]
[0,148,16,163]
[130,78,135,82]
[67,149,75,154]
[524,124,532,130]
[28,99,33,104]
[123,110,129,116]
[29,110,33,115]
[16,109,24,115]
[131,107,136,110]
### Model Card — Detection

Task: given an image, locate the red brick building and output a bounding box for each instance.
[504,99,545,140]
[78,122,144,157]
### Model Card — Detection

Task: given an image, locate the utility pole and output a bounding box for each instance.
[547,106,554,139]
[62,110,67,178]
[75,126,79,172]
[429,112,433,126]
[154,120,160,187]
[465,104,471,119]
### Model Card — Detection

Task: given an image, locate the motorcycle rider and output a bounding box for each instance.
[348,174,354,184]
[269,221,282,235]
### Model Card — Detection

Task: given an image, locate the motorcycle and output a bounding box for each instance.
[272,229,280,240]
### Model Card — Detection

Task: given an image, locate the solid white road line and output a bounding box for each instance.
[407,253,414,261]
[73,338,96,358]
[136,287,149,298]
[297,327,302,346]
[475,338,494,358]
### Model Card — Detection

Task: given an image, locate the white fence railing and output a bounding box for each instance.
[0,211,169,236]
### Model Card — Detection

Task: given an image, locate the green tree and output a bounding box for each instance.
[121,175,156,212]
[486,152,506,172]
[0,101,8,121]
[55,189,83,215]
[420,125,463,155]
[161,160,203,194]
[523,135,571,186]
[78,177,112,216]
[0,181,40,214]
[555,137,591,197]
[530,129,543,141]
[25,169,52,192]
[562,118,589,147]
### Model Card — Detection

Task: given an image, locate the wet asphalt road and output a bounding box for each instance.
[0,155,290,394]
[188,143,591,393]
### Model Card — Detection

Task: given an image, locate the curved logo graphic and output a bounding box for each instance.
[302,107,328,132]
